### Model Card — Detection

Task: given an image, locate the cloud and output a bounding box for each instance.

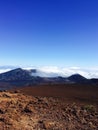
[0,66,17,73]
[0,65,98,78]
[0,69,11,74]
[36,66,98,78]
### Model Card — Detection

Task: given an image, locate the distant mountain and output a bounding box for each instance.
[0,68,97,90]
[68,74,89,83]
[0,68,32,81]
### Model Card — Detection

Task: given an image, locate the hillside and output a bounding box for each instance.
[0,68,97,90]
[0,69,98,129]
[0,91,98,130]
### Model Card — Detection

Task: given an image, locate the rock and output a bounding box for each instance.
[43,120,56,129]
[0,118,5,122]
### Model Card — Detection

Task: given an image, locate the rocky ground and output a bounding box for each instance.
[0,91,98,130]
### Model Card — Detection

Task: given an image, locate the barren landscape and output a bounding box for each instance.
[0,0,97,129]
[0,84,98,130]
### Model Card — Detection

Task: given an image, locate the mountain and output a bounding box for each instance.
[68,74,89,83]
[0,68,81,83]
[0,68,32,81]
[0,68,97,90]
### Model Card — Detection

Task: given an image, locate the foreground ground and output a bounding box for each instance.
[0,84,98,130]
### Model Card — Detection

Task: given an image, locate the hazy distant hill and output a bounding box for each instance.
[0,68,97,90]
[68,74,90,83]
[0,68,32,81]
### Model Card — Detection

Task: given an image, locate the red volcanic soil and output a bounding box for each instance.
[0,84,98,129]
[18,84,98,105]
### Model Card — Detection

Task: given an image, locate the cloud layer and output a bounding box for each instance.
[0,66,98,79]
[36,66,98,79]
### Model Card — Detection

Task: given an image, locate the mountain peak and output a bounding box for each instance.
[11,68,23,72]
[0,68,32,81]
[68,73,88,83]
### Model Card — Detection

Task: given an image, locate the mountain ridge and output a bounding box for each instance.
[0,67,88,81]
[0,68,97,90]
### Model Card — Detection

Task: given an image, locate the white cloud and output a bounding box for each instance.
[0,69,11,73]
[0,66,98,78]
[36,66,98,78]
[38,66,60,73]
[69,66,81,70]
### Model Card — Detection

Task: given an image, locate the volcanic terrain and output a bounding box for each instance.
[0,83,98,130]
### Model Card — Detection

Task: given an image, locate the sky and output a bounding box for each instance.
[0,0,98,69]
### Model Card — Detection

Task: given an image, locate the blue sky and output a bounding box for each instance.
[0,0,98,67]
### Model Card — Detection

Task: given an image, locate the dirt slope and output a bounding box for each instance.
[0,91,98,130]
